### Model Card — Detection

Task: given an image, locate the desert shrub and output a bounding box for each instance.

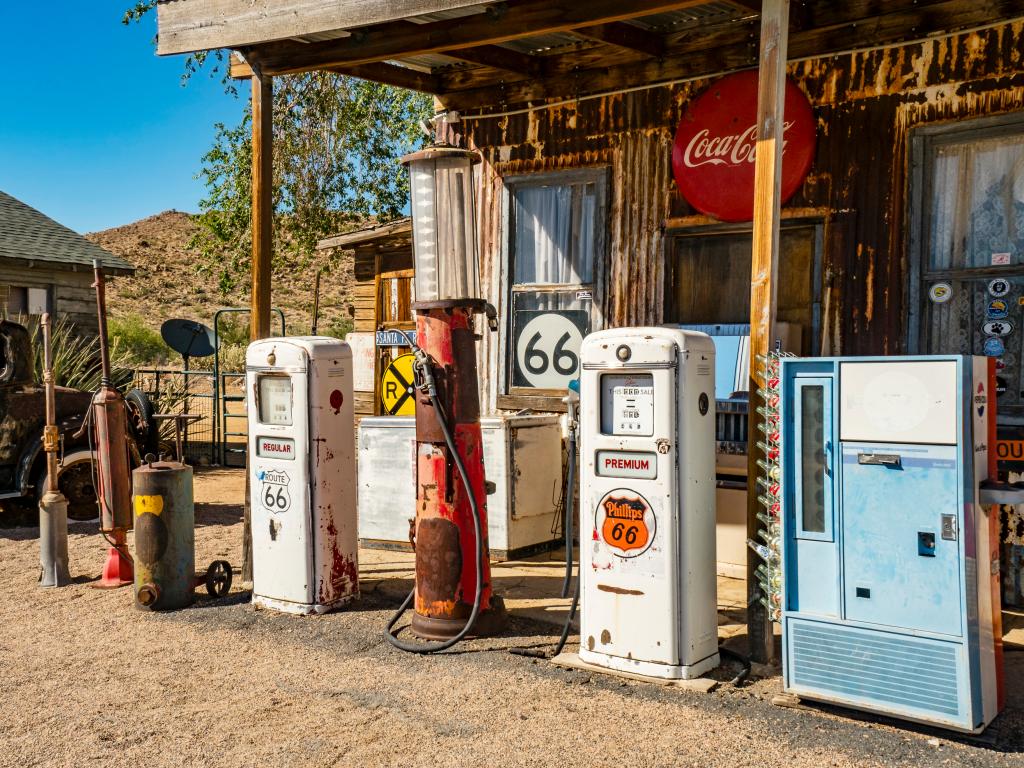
[324,316,353,340]
[109,314,172,366]
[215,315,251,347]
[217,343,248,373]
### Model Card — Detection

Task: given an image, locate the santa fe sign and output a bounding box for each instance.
[671,70,816,222]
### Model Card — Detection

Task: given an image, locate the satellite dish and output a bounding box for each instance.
[161,319,216,360]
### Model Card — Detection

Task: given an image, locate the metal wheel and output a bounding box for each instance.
[38,454,99,521]
[205,560,233,598]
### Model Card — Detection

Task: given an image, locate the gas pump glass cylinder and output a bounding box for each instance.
[401,147,481,302]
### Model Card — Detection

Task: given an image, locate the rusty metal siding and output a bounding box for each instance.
[448,21,1024,404]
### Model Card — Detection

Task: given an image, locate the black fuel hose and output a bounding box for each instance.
[561,426,576,599]
[384,334,486,655]
[718,645,752,686]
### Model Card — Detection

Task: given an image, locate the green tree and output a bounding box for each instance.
[124,5,432,293]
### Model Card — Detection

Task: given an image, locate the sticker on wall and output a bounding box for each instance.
[988,299,1010,319]
[992,252,1012,266]
[595,489,656,558]
[997,358,1008,371]
[575,290,593,301]
[984,337,1006,357]
[989,278,1012,298]
[928,282,953,303]
[983,320,1014,337]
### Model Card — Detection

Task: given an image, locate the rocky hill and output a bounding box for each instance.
[85,211,355,342]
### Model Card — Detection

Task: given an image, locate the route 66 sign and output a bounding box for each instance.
[595,489,656,558]
[512,309,589,389]
[257,468,291,514]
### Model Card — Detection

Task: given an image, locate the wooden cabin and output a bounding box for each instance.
[317,218,414,416]
[0,190,133,333]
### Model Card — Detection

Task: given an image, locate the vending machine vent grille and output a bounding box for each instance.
[790,621,961,719]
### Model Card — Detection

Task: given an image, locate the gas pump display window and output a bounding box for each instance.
[600,374,654,436]
[258,375,293,426]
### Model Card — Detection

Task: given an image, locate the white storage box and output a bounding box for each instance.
[358,414,563,560]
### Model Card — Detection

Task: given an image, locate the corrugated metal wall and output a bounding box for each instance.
[444,21,1024,407]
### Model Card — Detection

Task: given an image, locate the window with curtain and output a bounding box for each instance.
[916,115,1024,415]
[506,170,606,394]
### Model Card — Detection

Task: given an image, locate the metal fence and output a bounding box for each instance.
[133,368,247,466]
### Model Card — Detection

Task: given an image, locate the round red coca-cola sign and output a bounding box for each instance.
[672,70,816,222]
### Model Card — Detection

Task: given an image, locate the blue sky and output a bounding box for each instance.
[0,3,245,234]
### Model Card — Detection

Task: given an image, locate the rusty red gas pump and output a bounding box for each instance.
[385,145,506,652]
[88,259,134,588]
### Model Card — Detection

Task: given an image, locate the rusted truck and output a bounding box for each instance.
[0,320,157,520]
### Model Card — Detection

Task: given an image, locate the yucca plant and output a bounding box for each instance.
[20,315,134,392]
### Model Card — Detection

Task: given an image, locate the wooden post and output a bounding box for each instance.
[746,0,789,665]
[251,67,274,342]
[243,65,273,583]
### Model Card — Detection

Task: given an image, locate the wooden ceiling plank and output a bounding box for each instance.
[788,0,1024,59]
[438,39,757,110]
[573,22,666,58]
[249,0,715,75]
[439,16,754,92]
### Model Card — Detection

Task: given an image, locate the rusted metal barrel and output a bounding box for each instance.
[410,301,506,640]
[132,460,195,611]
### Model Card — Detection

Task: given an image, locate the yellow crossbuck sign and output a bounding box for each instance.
[380,353,417,416]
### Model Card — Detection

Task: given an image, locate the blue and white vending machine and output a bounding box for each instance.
[780,355,1004,733]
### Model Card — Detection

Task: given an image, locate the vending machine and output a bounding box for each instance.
[780,355,1004,733]
[246,337,358,615]
[578,327,719,679]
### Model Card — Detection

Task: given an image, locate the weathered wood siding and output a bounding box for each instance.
[443,21,1024,408]
[0,264,99,334]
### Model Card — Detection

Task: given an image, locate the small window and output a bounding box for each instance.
[3,286,49,317]
[505,170,607,396]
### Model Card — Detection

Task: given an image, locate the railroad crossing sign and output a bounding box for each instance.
[380,353,417,416]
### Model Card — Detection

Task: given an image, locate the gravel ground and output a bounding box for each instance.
[2,469,1024,767]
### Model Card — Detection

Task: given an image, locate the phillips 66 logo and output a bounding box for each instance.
[257,468,291,513]
[595,489,656,558]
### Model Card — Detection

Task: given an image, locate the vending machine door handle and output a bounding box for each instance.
[857,452,902,467]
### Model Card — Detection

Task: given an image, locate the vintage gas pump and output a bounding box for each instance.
[246,337,358,614]
[576,327,720,679]
[88,260,134,588]
[384,145,506,652]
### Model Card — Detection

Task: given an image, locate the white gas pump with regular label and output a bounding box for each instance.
[579,327,719,679]
[246,337,358,615]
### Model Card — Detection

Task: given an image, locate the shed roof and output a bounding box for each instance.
[317,218,412,250]
[0,191,135,276]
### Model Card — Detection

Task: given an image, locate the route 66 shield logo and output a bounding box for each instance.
[595,489,656,558]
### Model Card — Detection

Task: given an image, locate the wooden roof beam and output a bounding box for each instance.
[230,53,441,93]
[248,0,716,75]
[443,44,545,78]
[573,22,666,58]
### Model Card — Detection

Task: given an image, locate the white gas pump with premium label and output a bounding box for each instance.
[246,337,359,615]
[579,327,719,679]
